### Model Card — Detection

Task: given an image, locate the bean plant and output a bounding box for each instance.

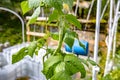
[12,0,96,80]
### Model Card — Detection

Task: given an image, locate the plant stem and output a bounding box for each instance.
[53,20,65,55]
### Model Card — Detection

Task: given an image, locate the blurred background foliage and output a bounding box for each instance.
[0,0,25,45]
[0,0,110,45]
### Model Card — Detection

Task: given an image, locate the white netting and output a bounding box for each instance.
[0,43,47,80]
[0,55,46,80]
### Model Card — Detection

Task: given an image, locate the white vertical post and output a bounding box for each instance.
[92,0,101,80]
[86,0,95,20]
[112,23,117,58]
[109,0,113,37]
[100,0,110,20]
[75,0,79,16]
[104,0,114,76]
[112,0,117,60]
[104,0,120,76]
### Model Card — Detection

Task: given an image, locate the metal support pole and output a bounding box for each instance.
[112,22,118,59]
[109,0,113,36]
[110,0,115,72]
[112,0,117,59]
[92,0,101,80]
[75,0,79,16]
[87,0,95,20]
[100,0,110,20]
[104,0,120,76]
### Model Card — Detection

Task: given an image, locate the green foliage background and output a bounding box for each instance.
[0,0,25,45]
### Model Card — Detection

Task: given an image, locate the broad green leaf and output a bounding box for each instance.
[66,30,78,38]
[43,55,63,72]
[64,36,74,49]
[28,6,40,24]
[12,47,28,64]
[79,58,89,67]
[64,30,78,49]
[44,0,63,11]
[63,0,73,10]
[65,61,80,75]
[87,58,97,66]
[28,41,37,57]
[48,10,60,23]
[28,0,40,8]
[43,55,63,79]
[52,0,63,11]
[64,54,86,78]
[21,1,31,14]
[78,40,85,50]
[43,63,57,79]
[54,62,65,74]
[43,0,52,6]
[65,14,81,30]
[51,71,72,80]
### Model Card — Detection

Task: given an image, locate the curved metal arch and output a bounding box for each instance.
[0,7,25,43]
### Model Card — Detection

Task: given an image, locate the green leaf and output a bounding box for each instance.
[44,64,57,79]
[21,1,31,14]
[64,36,74,49]
[87,58,97,66]
[43,55,63,73]
[48,10,60,23]
[65,14,81,30]
[63,0,73,10]
[44,0,63,11]
[28,41,37,57]
[12,47,28,64]
[64,54,86,78]
[43,55,63,79]
[50,32,59,40]
[35,38,46,56]
[28,6,40,24]
[64,30,78,49]
[65,61,80,75]
[28,0,40,8]
[66,30,78,38]
[78,40,85,50]
[54,62,65,74]
[79,58,89,67]
[51,71,72,80]
[43,0,52,6]
[44,55,63,69]
[52,0,63,11]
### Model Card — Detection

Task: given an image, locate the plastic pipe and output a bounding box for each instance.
[92,0,101,80]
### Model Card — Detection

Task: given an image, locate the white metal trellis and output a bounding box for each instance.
[104,0,120,76]
[86,0,95,21]
[92,0,101,80]
[100,0,110,20]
